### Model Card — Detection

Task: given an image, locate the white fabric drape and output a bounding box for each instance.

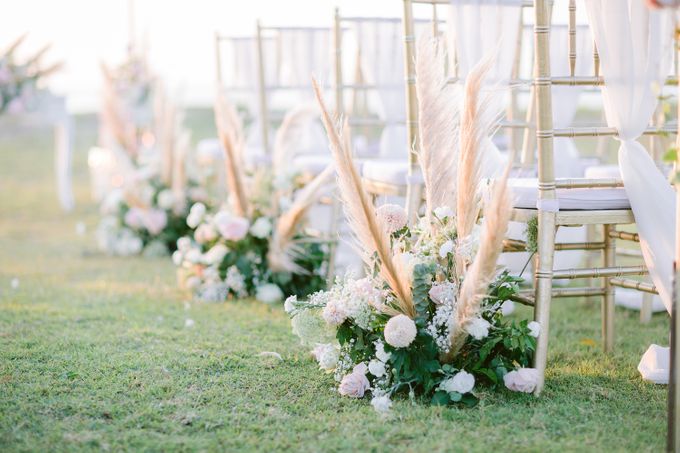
[356,20,407,158]
[584,0,675,312]
[448,0,523,83]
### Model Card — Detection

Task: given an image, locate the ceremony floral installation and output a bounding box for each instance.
[94,51,210,256]
[0,34,62,115]
[172,93,332,304]
[287,38,538,413]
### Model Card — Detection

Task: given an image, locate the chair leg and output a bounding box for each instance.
[585,224,597,292]
[602,224,615,353]
[533,211,557,396]
[640,292,653,324]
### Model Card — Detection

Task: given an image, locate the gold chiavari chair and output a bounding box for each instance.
[509,0,679,395]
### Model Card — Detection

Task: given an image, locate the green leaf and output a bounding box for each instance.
[449,392,462,402]
[431,391,450,406]
[663,148,678,163]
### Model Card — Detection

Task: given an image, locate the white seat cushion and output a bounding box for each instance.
[293,153,333,175]
[509,178,630,210]
[362,158,422,185]
[584,164,621,179]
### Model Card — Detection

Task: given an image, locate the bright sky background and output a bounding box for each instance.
[3,0,577,113]
[2,0,417,112]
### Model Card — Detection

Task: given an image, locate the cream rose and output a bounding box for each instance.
[440,370,475,394]
[503,368,539,393]
[338,364,370,398]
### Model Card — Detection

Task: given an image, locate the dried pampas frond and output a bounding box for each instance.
[415,32,460,223]
[214,90,249,217]
[455,58,497,276]
[312,78,414,318]
[100,63,137,157]
[448,162,513,358]
[268,164,335,274]
[272,104,319,171]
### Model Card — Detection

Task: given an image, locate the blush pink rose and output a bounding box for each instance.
[504,368,539,393]
[214,212,250,242]
[124,207,145,229]
[142,209,168,235]
[338,364,370,398]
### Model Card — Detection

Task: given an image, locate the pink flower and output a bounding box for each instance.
[338,364,370,398]
[213,211,250,242]
[504,368,539,393]
[376,204,407,233]
[143,209,168,235]
[428,282,457,305]
[124,207,144,229]
[194,223,218,244]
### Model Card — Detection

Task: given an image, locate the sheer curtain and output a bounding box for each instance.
[584,0,674,310]
[228,37,264,150]
[356,20,407,158]
[584,0,674,383]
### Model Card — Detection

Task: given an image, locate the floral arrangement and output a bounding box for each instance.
[95,50,210,257]
[0,34,62,115]
[286,37,539,413]
[172,92,332,304]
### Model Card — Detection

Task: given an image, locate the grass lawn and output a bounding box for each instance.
[0,111,671,452]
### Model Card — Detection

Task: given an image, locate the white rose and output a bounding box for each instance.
[433,206,454,219]
[312,344,339,371]
[439,240,454,258]
[384,314,417,349]
[284,295,297,314]
[177,237,192,252]
[375,341,391,363]
[371,395,392,414]
[368,359,386,377]
[255,283,284,304]
[466,317,491,340]
[376,204,408,233]
[250,217,272,239]
[202,244,228,266]
[527,321,541,338]
[186,203,206,228]
[172,250,183,266]
[157,189,175,210]
[503,368,539,393]
[440,370,475,394]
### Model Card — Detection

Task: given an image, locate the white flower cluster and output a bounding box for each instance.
[96,216,143,256]
[320,276,383,330]
[425,299,454,353]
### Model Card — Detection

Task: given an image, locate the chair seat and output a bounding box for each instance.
[293,153,333,176]
[361,158,411,185]
[510,178,630,210]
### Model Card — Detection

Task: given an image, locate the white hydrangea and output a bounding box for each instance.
[466,317,491,340]
[250,217,272,239]
[225,266,247,297]
[384,314,417,348]
[440,370,475,394]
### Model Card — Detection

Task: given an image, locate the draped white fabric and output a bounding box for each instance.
[584,0,675,312]
[447,0,523,83]
[277,29,331,96]
[225,38,263,150]
[356,20,407,158]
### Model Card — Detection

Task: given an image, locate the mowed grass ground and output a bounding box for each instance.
[0,111,672,452]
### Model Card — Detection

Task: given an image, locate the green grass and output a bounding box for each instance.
[0,111,671,452]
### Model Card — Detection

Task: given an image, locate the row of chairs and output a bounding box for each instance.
[213,0,677,395]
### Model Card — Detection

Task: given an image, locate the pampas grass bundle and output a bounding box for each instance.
[312,78,414,318]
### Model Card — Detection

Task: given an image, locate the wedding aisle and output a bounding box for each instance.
[0,112,670,451]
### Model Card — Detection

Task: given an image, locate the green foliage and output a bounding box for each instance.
[525,215,539,254]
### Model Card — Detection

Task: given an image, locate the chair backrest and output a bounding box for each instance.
[532,0,677,197]
[333,12,439,158]
[256,23,333,154]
